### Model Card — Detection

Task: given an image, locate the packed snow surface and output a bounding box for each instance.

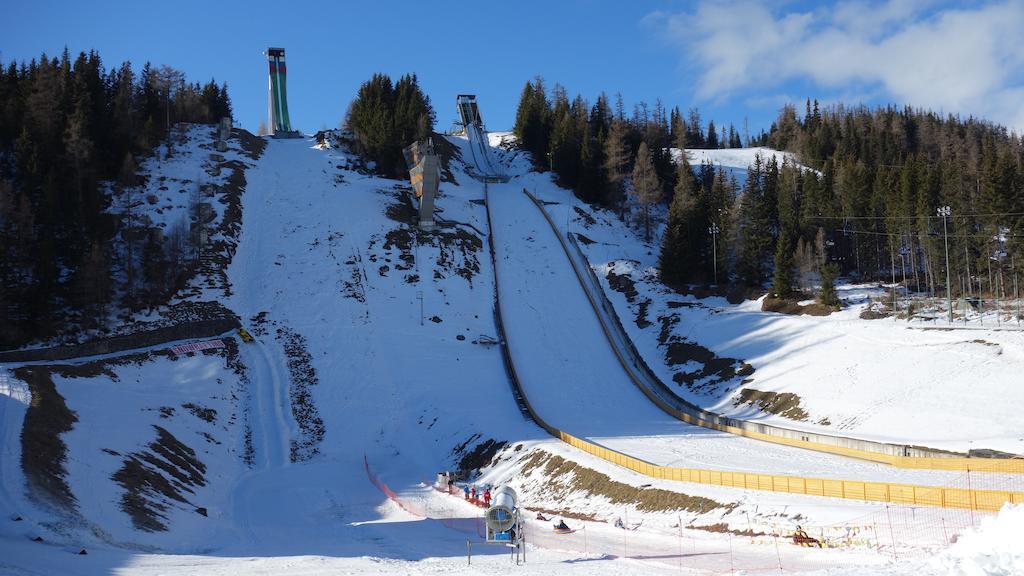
[938,504,1024,575]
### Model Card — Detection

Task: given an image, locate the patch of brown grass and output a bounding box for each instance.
[735,388,809,421]
[520,452,726,514]
[688,522,766,537]
[666,342,754,395]
[112,425,207,532]
[13,367,78,511]
[859,308,890,320]
[456,439,507,473]
[762,296,838,316]
[234,128,267,161]
[531,507,600,522]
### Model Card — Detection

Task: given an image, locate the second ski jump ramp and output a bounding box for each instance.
[524,191,1023,474]
[484,182,1023,512]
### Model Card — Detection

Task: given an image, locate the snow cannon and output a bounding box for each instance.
[485,486,518,533]
[485,486,522,545]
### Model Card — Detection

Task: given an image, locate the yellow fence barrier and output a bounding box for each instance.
[557,431,1024,513]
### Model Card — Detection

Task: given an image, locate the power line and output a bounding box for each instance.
[809,212,1024,221]
[834,228,1024,240]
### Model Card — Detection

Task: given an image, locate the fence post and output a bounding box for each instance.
[966,464,976,527]
[624,509,628,559]
[466,539,471,566]
[679,515,683,574]
[885,505,898,563]
[773,533,784,575]
[729,531,736,576]
[872,519,881,554]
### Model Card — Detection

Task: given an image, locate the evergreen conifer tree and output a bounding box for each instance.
[818,263,840,306]
[736,154,773,285]
[631,141,662,242]
[660,150,702,285]
[603,120,630,213]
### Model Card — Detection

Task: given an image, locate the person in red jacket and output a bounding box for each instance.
[482,488,492,507]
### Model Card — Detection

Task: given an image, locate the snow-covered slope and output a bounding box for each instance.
[1,127,1015,576]
[2,129,553,548]
[672,146,812,183]
[565,216,1024,454]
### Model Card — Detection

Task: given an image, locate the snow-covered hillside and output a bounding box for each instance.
[672,146,811,183]
[553,204,1024,455]
[1,127,1020,576]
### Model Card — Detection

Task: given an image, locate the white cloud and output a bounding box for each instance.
[654,0,1024,132]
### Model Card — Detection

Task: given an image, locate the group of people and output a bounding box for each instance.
[462,484,492,507]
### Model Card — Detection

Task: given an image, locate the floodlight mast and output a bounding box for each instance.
[937,205,952,323]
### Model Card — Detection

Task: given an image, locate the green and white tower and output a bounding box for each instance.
[266,47,294,136]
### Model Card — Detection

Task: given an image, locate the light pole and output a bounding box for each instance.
[708,222,720,285]
[937,206,952,323]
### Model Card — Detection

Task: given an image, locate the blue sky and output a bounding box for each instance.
[6,1,1023,136]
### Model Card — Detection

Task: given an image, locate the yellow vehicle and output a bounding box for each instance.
[236,327,255,343]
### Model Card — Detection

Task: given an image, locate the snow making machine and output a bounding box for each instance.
[265,47,302,138]
[484,485,524,561]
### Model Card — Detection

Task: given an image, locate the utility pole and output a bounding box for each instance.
[417,290,424,326]
[708,222,720,285]
[937,206,952,323]
[890,249,897,320]
[964,242,973,324]
[1013,253,1020,326]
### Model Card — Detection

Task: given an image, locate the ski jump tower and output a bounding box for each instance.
[265,47,300,138]
[456,95,508,182]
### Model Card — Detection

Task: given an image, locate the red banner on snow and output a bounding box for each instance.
[170,339,225,356]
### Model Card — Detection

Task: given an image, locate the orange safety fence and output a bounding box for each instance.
[557,431,1024,513]
[363,455,486,538]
